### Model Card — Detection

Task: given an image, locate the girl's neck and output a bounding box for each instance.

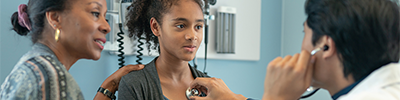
[156,54,191,81]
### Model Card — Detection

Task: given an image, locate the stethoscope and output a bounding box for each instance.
[185,46,329,99]
[186,88,201,99]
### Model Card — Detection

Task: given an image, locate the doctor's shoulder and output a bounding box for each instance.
[338,63,400,100]
[337,88,400,100]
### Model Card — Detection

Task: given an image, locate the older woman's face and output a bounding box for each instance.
[58,0,110,60]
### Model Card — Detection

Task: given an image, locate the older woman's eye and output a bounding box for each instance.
[92,12,100,17]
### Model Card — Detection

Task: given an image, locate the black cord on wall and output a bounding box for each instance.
[117,24,125,69]
[136,37,144,64]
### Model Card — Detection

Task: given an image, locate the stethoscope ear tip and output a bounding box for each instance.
[311,48,321,55]
[311,45,329,55]
[323,45,329,51]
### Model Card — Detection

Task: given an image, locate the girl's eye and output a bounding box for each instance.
[92,12,100,17]
[195,25,203,30]
[177,24,185,29]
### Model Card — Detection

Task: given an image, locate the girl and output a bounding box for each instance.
[118,0,208,99]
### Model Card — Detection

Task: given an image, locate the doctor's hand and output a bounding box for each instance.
[263,50,315,100]
[94,64,145,100]
[189,77,247,100]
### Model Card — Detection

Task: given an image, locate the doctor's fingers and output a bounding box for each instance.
[295,50,312,72]
[189,96,210,100]
[296,50,315,87]
[268,54,302,73]
[285,53,300,68]
[269,55,292,71]
[190,77,225,91]
[190,95,245,100]
[190,78,233,98]
[266,57,282,71]
[304,56,316,87]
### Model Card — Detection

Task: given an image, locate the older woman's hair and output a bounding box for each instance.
[11,0,72,43]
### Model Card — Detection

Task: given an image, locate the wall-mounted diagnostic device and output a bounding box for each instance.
[216,6,236,54]
[104,0,150,68]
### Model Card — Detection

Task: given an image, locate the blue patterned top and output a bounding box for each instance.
[0,43,84,100]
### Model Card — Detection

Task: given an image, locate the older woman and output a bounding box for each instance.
[0,0,143,99]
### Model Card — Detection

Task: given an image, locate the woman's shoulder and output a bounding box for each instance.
[23,55,83,99]
[121,60,159,83]
[0,55,60,99]
[22,55,65,75]
[11,55,60,78]
[0,65,41,99]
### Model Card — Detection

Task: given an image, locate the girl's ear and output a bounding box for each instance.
[150,17,161,36]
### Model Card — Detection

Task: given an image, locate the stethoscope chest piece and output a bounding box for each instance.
[186,88,200,99]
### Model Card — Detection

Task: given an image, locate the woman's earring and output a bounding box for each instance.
[55,28,60,42]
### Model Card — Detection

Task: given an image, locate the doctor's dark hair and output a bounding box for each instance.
[126,0,204,52]
[305,0,400,81]
[11,0,71,43]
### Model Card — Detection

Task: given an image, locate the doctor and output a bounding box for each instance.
[189,0,400,100]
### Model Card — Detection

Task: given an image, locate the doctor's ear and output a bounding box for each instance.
[321,36,336,59]
[150,17,160,36]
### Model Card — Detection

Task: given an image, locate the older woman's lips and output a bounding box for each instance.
[94,38,106,50]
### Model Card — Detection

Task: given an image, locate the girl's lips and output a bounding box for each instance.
[183,46,196,52]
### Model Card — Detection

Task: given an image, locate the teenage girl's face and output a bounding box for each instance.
[58,0,110,60]
[157,0,204,61]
